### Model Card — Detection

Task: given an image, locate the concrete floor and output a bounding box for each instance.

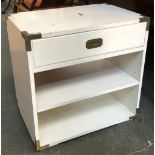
[1,5,154,155]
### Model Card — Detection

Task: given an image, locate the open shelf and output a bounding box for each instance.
[38,93,134,147]
[35,60,139,112]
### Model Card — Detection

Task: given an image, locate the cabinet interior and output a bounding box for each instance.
[38,86,138,147]
[33,51,142,146]
[34,51,142,112]
[35,51,143,86]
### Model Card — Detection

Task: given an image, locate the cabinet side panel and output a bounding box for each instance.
[107,31,149,108]
[107,51,143,81]
[7,19,39,142]
[137,31,149,108]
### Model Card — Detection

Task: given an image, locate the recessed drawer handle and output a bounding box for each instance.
[86,38,103,49]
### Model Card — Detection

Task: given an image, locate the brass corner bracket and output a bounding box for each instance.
[129,115,137,121]
[21,31,42,51]
[139,16,150,31]
[129,108,140,121]
[35,140,49,151]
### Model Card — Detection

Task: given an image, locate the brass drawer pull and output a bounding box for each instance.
[86,38,103,49]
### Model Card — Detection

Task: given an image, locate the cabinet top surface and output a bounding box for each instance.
[8,4,142,38]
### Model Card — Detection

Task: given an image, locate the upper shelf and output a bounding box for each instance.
[36,61,139,112]
[8,4,142,38]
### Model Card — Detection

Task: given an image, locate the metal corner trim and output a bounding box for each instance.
[21,31,42,51]
[35,140,49,151]
[139,16,150,31]
[35,140,40,151]
[6,14,11,20]
[129,108,139,121]
[129,115,136,121]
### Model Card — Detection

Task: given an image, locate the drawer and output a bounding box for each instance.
[31,22,146,67]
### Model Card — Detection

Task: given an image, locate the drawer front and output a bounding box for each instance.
[31,22,146,67]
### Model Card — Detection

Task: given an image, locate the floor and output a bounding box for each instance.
[1,4,154,155]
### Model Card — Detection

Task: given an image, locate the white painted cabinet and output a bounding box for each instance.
[7,4,149,151]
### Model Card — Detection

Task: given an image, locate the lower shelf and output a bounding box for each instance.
[38,93,134,147]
